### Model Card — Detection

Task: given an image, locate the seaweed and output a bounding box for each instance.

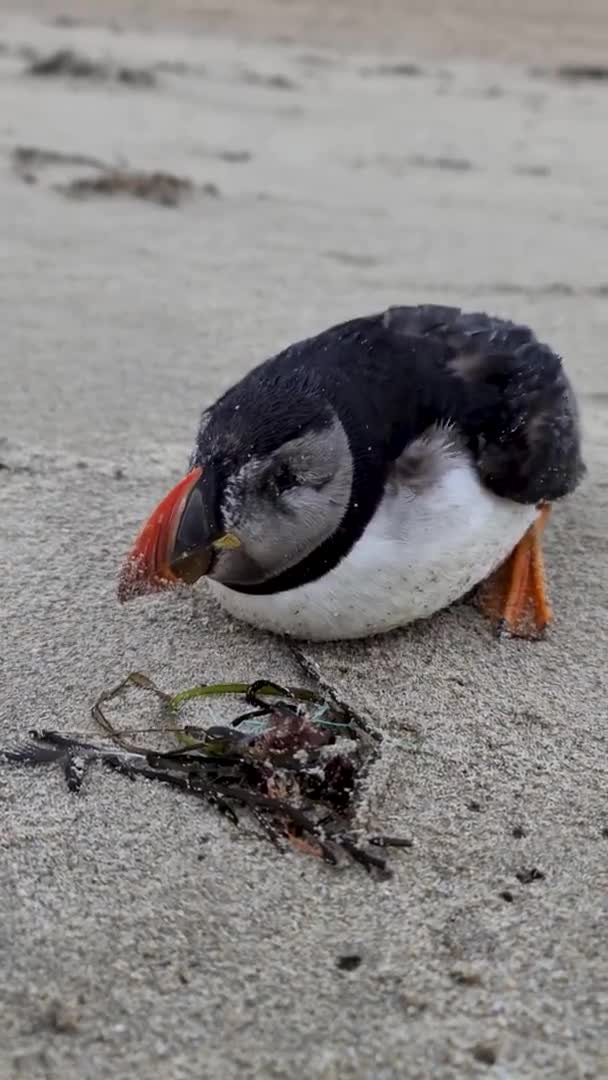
[27,49,157,87]
[1,673,411,878]
[59,170,200,208]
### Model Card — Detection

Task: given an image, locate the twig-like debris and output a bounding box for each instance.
[92,672,170,752]
[369,835,414,849]
[334,836,391,875]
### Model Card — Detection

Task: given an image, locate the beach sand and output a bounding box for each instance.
[1,4,607,1077]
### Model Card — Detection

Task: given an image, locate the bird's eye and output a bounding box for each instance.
[272,462,297,495]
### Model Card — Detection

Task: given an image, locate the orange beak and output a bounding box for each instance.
[117,467,212,602]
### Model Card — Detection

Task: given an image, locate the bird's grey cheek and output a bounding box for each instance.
[245,493,340,574]
[207,505,298,586]
[207,508,321,587]
[208,546,269,587]
[238,517,302,577]
[209,473,351,587]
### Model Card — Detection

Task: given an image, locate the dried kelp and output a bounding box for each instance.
[12,146,218,207]
[27,49,157,87]
[59,170,200,208]
[13,145,108,173]
[1,674,410,877]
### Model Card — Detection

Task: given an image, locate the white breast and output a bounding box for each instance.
[206,450,538,641]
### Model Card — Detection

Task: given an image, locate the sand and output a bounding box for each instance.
[1,4,607,1078]
[8,0,608,66]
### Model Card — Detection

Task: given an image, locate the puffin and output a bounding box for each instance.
[118,305,584,641]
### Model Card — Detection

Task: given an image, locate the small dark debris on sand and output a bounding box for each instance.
[13,145,107,175]
[471,1041,498,1066]
[58,169,203,208]
[0,459,33,475]
[51,14,83,28]
[410,153,473,172]
[324,250,378,269]
[515,866,545,884]
[1,674,409,877]
[27,48,156,87]
[531,64,608,84]
[217,149,252,164]
[12,146,214,208]
[154,59,205,77]
[450,966,483,987]
[241,69,297,91]
[514,163,551,177]
[336,954,362,972]
[361,62,422,78]
[482,84,504,99]
[557,64,608,83]
[45,999,81,1034]
[296,53,335,70]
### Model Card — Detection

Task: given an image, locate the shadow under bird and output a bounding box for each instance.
[118,304,584,641]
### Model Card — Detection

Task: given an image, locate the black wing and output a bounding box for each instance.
[383,305,585,504]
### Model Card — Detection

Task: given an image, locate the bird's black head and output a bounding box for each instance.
[118,361,357,600]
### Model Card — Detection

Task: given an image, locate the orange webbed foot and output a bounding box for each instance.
[477,505,552,640]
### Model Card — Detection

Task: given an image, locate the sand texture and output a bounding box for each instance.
[1,5,607,1079]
